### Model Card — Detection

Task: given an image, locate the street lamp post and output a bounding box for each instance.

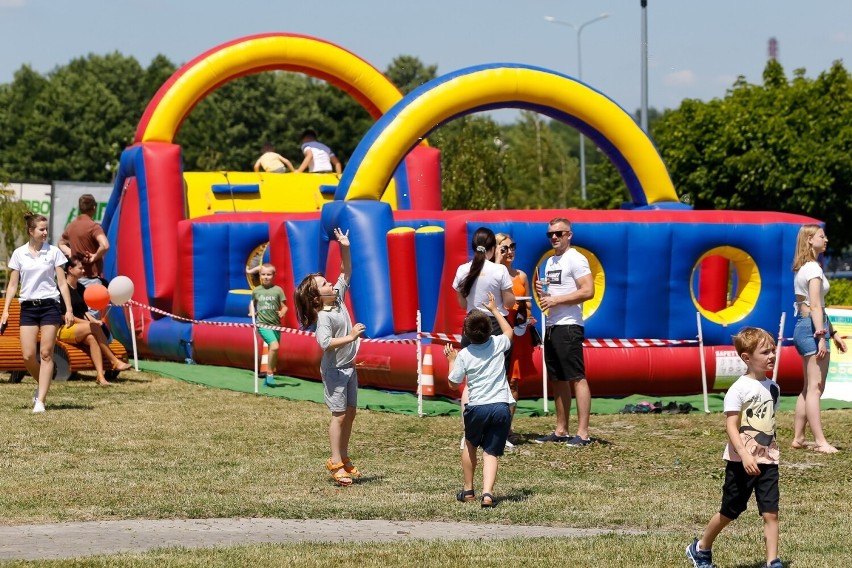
[545,13,610,201]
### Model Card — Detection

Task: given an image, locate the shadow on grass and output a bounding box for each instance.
[735,562,790,568]
[45,403,96,411]
[495,488,533,504]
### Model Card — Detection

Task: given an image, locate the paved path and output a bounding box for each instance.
[0,518,642,560]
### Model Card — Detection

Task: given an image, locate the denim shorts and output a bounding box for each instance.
[793,315,827,357]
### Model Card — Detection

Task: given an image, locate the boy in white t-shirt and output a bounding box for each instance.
[686,327,782,568]
[444,292,515,508]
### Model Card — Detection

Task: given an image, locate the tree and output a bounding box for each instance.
[653,59,852,248]
[429,115,508,210]
[501,112,579,209]
[384,56,438,95]
[0,185,30,265]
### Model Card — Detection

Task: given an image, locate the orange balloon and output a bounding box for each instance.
[83,283,110,311]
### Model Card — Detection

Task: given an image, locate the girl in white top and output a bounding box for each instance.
[452,227,514,324]
[1,213,75,413]
[790,224,847,453]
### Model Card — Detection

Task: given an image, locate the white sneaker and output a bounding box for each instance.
[504,439,514,449]
[33,400,46,413]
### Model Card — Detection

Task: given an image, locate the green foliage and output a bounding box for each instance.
[384,55,438,95]
[0,186,30,263]
[653,59,852,248]
[429,115,508,210]
[500,112,579,209]
[827,278,852,307]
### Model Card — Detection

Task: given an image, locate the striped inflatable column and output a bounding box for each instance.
[386,227,418,333]
[414,226,445,333]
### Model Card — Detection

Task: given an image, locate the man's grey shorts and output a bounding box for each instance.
[322,366,358,412]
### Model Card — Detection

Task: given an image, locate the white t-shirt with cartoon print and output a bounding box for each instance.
[722,375,780,465]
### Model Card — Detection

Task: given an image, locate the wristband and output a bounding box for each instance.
[830,330,838,338]
[814,329,827,338]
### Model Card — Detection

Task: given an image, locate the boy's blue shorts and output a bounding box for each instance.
[463,402,512,456]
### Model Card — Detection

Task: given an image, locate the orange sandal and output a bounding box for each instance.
[342,457,362,478]
[326,459,353,486]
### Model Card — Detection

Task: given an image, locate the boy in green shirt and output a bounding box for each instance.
[249,264,288,387]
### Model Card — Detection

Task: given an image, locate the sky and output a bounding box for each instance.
[1,0,851,118]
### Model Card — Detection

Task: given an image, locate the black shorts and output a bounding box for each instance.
[544,324,585,381]
[19,300,63,327]
[720,461,779,519]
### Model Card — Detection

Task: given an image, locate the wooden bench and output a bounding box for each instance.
[1,300,128,382]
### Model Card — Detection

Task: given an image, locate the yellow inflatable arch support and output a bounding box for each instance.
[135,33,407,144]
[336,64,679,208]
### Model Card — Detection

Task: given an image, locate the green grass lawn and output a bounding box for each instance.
[1,369,850,567]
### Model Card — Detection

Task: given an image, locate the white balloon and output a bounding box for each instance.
[108,275,135,305]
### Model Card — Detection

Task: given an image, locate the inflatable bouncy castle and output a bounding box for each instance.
[102,33,815,398]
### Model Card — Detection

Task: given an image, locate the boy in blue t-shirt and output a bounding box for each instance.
[444,292,515,508]
[249,264,288,387]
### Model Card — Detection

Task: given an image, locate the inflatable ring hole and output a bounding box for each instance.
[246,242,270,288]
[690,246,761,325]
[533,246,604,321]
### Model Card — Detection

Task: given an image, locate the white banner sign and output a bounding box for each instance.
[50,181,113,242]
[825,307,852,401]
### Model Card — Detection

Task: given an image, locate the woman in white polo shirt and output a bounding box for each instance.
[1,212,74,413]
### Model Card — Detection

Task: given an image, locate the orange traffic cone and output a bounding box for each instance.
[421,345,435,397]
[260,342,270,376]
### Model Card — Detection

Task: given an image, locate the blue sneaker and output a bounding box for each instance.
[686,538,716,568]
[534,432,570,444]
[566,435,593,447]
[767,559,783,568]
[264,375,276,387]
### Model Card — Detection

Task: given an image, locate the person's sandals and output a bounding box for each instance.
[480,493,495,508]
[456,489,476,502]
[326,459,353,486]
[342,457,362,478]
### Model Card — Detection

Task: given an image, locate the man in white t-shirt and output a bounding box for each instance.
[296,129,342,174]
[534,217,595,446]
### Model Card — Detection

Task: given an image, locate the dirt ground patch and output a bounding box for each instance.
[0,518,644,561]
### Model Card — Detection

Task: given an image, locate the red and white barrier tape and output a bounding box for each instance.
[416,330,699,348]
[125,300,417,344]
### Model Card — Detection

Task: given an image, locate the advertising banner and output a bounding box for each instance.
[50,181,113,241]
[825,307,852,401]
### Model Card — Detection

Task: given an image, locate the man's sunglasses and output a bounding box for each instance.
[499,243,517,253]
[546,230,570,238]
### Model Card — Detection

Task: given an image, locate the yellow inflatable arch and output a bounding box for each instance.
[336,64,679,208]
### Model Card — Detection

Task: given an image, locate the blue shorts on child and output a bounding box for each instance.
[463,402,512,456]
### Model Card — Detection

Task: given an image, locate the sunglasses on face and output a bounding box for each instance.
[546,230,570,239]
[499,243,517,253]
